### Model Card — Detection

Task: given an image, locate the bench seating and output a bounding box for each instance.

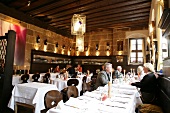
[139,77,170,113]
[157,77,170,113]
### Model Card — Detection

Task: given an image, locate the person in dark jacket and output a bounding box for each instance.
[67,65,75,77]
[95,63,112,89]
[114,66,123,79]
[131,63,158,104]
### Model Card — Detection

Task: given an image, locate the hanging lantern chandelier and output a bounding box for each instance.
[71,14,86,35]
[76,35,84,52]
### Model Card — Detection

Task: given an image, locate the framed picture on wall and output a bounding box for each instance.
[117,40,123,51]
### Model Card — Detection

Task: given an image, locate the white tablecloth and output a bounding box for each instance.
[54,78,82,96]
[47,84,142,113]
[8,82,58,113]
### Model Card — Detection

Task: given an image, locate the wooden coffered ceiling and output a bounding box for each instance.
[0,0,151,36]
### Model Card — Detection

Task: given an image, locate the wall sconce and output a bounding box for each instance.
[76,47,79,51]
[69,47,72,51]
[43,39,47,52]
[106,51,110,56]
[62,45,66,49]
[36,35,40,43]
[106,42,110,50]
[44,39,47,45]
[85,51,89,56]
[96,44,99,50]
[67,47,71,56]
[96,50,100,56]
[56,42,58,48]
[118,51,123,55]
[85,46,88,51]
[61,45,65,54]
[54,42,59,53]
[34,35,40,50]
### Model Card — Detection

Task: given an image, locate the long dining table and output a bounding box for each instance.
[8,82,58,113]
[47,83,142,113]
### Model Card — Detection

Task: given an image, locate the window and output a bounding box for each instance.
[129,38,144,64]
[162,37,168,59]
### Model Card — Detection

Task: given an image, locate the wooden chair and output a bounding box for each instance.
[67,79,79,86]
[21,74,29,83]
[15,102,35,113]
[32,73,40,82]
[82,76,87,83]
[42,73,51,83]
[61,86,78,103]
[41,90,63,113]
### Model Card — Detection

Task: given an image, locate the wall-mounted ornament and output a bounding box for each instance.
[117,40,123,51]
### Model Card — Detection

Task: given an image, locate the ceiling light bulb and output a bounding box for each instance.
[27,1,31,6]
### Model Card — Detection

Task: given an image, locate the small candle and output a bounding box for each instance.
[110,72,112,82]
[130,68,132,74]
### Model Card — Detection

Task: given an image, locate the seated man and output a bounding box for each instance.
[94,63,112,89]
[114,66,123,79]
[67,65,75,77]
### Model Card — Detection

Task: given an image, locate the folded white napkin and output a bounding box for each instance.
[56,100,64,110]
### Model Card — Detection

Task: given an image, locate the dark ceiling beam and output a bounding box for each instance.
[49,7,150,24]
[37,0,148,18]
[47,0,150,20]
[18,0,56,11]
[28,0,127,16]
[53,13,149,28]
[50,9,150,26]
[27,0,77,15]
[87,16,149,28]
[108,19,149,28]
[53,17,149,32]
[87,13,149,25]
[34,0,95,17]
[49,2,150,24]
[0,3,71,37]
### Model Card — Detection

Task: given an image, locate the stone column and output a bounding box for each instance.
[156,1,163,70]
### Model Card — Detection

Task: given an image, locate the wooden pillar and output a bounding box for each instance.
[0,30,16,112]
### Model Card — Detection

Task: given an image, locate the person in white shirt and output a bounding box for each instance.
[137,66,145,81]
[114,66,123,78]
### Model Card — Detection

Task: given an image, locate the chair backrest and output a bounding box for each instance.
[32,73,40,82]
[82,76,87,83]
[61,86,78,103]
[21,74,29,83]
[67,86,78,99]
[82,82,91,93]
[44,73,51,78]
[44,90,63,109]
[43,73,51,83]
[43,76,49,83]
[67,79,79,86]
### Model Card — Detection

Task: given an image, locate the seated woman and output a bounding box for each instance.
[137,66,145,81]
[86,70,90,76]
[54,65,60,73]
[76,64,82,72]
[131,63,158,104]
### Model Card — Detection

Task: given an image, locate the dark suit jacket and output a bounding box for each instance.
[114,70,123,78]
[131,72,157,93]
[95,71,110,89]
